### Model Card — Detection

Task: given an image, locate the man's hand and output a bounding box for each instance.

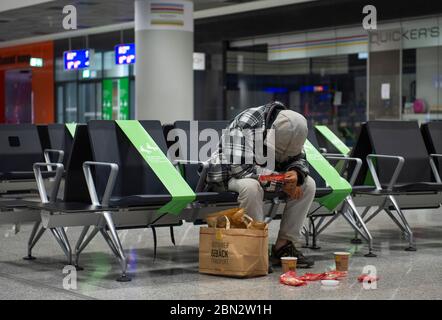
[282,179,303,201]
[284,171,298,185]
[283,171,305,200]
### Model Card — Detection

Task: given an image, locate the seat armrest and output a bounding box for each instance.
[323,153,348,158]
[429,154,442,183]
[43,149,64,171]
[325,156,362,186]
[366,154,405,191]
[82,161,119,206]
[173,159,209,192]
[33,162,64,203]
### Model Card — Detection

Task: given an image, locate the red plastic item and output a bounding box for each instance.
[321,271,348,280]
[358,274,379,283]
[258,174,286,183]
[297,273,324,281]
[280,271,307,287]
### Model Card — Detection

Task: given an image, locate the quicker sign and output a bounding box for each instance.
[116,120,196,215]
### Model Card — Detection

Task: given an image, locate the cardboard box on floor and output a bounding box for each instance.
[199,208,269,278]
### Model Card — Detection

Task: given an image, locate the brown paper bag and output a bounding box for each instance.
[206,208,245,228]
[199,216,269,278]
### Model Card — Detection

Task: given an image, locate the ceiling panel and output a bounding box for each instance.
[0,0,256,43]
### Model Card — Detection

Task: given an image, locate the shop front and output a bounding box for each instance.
[223,15,442,145]
[0,41,54,124]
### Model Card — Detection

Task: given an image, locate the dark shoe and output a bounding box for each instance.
[271,242,315,268]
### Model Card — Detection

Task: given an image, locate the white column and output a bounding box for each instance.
[135,0,194,123]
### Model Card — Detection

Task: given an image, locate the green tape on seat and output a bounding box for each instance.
[116,120,196,215]
[315,125,350,155]
[305,140,352,210]
[66,123,77,138]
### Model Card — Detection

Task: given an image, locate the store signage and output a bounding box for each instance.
[0,54,31,66]
[64,49,91,70]
[30,57,43,67]
[369,22,442,51]
[267,29,369,61]
[230,16,442,61]
[193,52,205,70]
[102,78,129,120]
[115,44,136,65]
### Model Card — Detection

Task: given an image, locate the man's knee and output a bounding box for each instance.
[303,176,316,198]
[236,179,264,200]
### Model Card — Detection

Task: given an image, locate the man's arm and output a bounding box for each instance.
[284,151,309,186]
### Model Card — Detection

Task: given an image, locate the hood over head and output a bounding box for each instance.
[265,110,308,163]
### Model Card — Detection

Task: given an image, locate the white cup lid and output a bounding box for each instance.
[334,252,350,256]
[281,257,298,260]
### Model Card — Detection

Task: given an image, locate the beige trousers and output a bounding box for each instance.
[226,176,316,243]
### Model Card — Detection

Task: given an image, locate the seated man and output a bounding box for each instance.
[207,101,316,268]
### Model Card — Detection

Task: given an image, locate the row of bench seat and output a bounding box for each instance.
[0,120,441,282]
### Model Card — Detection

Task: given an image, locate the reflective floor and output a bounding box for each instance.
[0,207,441,300]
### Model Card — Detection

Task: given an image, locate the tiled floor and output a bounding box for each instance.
[0,207,441,300]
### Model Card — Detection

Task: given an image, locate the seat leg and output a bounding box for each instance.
[75,226,99,270]
[57,227,72,265]
[50,228,71,265]
[384,208,407,233]
[23,221,41,260]
[309,217,321,250]
[360,206,371,219]
[102,211,130,282]
[389,196,416,251]
[100,228,120,258]
[301,225,309,248]
[316,212,341,236]
[170,226,176,246]
[151,226,158,260]
[351,206,371,243]
[346,198,376,257]
[314,216,326,234]
[74,226,89,270]
[27,226,46,259]
[364,206,383,224]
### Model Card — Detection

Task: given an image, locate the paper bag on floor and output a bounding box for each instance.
[199,208,268,278]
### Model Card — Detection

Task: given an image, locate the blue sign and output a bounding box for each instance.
[64,49,91,70]
[115,44,135,65]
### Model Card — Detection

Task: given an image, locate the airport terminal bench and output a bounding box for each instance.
[0,123,74,259]
[13,119,441,280]
[301,127,374,256]
[23,120,354,281]
[347,121,442,251]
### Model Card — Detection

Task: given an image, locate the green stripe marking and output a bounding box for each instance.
[66,123,77,138]
[315,125,351,155]
[116,120,196,215]
[305,140,352,210]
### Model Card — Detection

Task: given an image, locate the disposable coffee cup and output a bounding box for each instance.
[281,257,297,273]
[334,252,350,272]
